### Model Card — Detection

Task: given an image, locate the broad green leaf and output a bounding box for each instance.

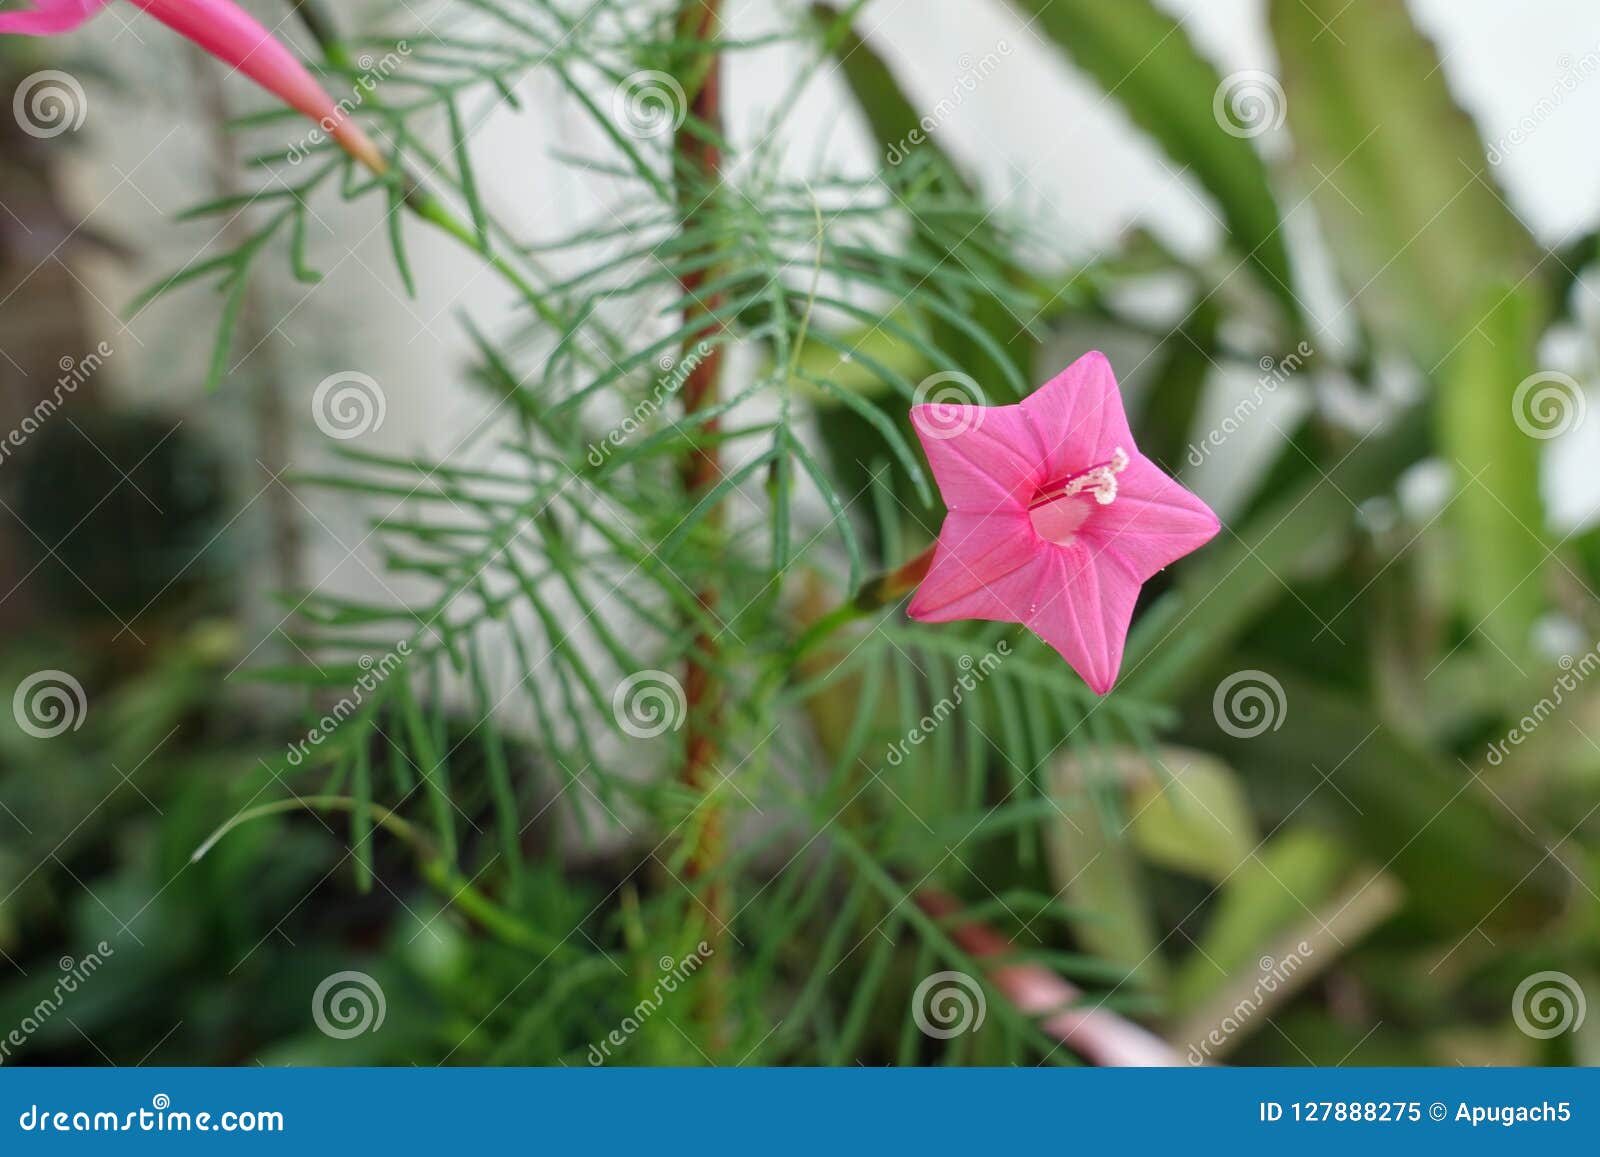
[1047,748,1165,989]
[1270,0,1540,369]
[1170,826,1350,1014]
[1171,847,1403,1060]
[814,4,1039,391]
[1437,283,1548,665]
[812,3,967,190]
[794,313,930,399]
[1006,0,1299,326]
[1134,300,1219,475]
[1123,747,1256,883]
[1186,673,1566,934]
[1124,407,1430,702]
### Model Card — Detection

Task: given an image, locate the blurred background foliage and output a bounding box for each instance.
[1,0,1599,1067]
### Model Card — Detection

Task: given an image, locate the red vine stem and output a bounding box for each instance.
[675,0,730,1046]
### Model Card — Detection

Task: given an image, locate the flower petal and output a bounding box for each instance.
[908,510,1046,623]
[1024,542,1140,695]
[130,0,387,173]
[1019,350,1134,480]
[0,0,111,34]
[1081,453,1220,582]
[910,402,1040,513]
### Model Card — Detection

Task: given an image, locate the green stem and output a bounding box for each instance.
[399,186,571,334]
[791,543,936,661]
[291,0,352,68]
[287,0,575,337]
[194,794,565,956]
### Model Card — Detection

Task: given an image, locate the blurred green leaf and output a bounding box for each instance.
[1047,749,1165,989]
[1005,0,1299,326]
[814,3,1040,395]
[1172,850,1403,1061]
[1437,283,1549,665]
[1125,408,1430,702]
[1170,826,1350,1013]
[1185,673,1567,934]
[1124,747,1256,883]
[1134,300,1219,475]
[1271,0,1540,368]
[813,3,966,191]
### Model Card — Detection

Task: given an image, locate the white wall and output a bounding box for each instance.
[55,0,1600,606]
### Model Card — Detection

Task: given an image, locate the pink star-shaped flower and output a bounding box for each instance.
[908,351,1220,695]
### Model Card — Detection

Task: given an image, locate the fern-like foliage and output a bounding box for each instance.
[147,0,1169,1064]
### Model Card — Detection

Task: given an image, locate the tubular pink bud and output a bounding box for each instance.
[0,0,387,173]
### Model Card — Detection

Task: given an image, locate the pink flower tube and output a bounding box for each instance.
[0,0,386,172]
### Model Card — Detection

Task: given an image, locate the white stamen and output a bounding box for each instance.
[1058,446,1129,506]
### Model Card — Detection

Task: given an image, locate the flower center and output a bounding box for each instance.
[1027,447,1128,545]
